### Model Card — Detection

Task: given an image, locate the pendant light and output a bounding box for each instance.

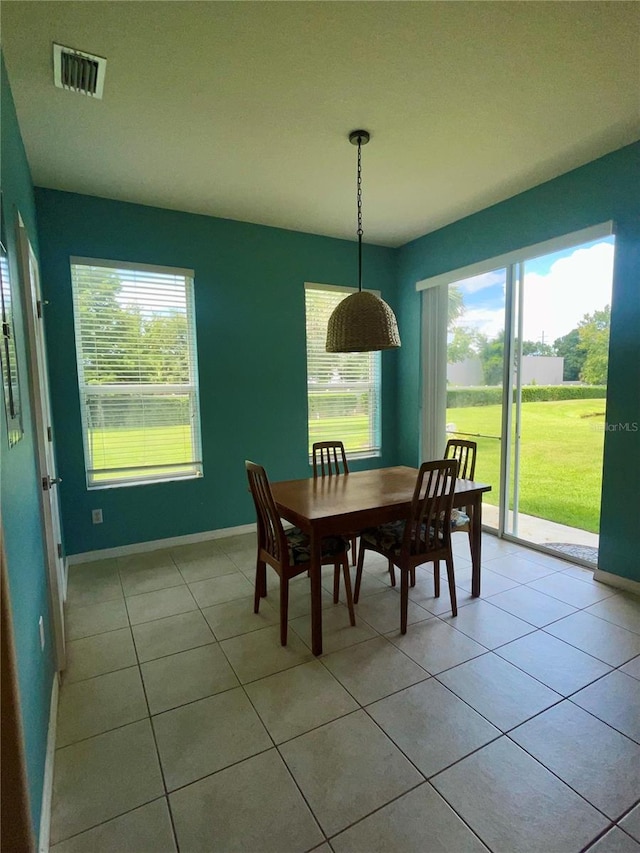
[326,130,401,353]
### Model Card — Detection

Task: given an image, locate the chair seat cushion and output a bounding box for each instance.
[362,510,471,556]
[286,528,348,565]
[451,509,470,529]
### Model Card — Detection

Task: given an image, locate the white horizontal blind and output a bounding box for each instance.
[70,259,202,487]
[305,283,381,458]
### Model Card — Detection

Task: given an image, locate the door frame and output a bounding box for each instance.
[16,214,66,671]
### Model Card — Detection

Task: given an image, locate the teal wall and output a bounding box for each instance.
[1,57,56,838]
[34,190,399,554]
[396,142,640,583]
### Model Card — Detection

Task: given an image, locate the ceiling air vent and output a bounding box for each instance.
[53,43,106,99]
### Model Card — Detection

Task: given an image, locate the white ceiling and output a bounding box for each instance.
[3,1,640,247]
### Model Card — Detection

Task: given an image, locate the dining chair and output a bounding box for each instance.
[445,438,477,547]
[246,460,356,645]
[354,458,459,633]
[311,441,359,571]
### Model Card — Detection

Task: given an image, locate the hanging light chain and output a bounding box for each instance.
[356,135,363,239]
[356,135,363,291]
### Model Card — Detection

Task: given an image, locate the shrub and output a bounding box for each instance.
[447,385,606,408]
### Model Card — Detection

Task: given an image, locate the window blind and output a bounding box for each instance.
[305,283,381,458]
[70,259,202,487]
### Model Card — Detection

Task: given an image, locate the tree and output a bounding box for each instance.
[554,328,585,381]
[447,326,487,364]
[578,305,610,385]
[448,284,464,330]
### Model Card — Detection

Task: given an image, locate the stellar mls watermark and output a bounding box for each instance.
[590,421,639,432]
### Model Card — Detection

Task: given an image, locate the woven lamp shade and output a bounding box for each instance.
[326,290,401,353]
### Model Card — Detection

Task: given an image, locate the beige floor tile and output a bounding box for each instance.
[245,660,357,743]
[66,599,129,641]
[407,571,474,615]
[201,595,279,640]
[481,553,559,583]
[120,564,185,597]
[431,737,608,853]
[49,798,176,853]
[170,539,224,561]
[527,572,617,607]
[125,585,197,625]
[342,567,388,598]
[387,618,486,675]
[173,551,240,583]
[321,636,429,706]
[511,701,640,819]
[440,599,535,649]
[188,572,254,607]
[169,749,323,853]
[153,687,272,789]
[64,628,137,683]
[545,611,640,666]
[132,610,215,662]
[621,804,640,843]
[458,567,521,597]
[437,653,561,731]
[50,720,164,845]
[585,593,640,635]
[353,589,431,634]
[141,642,238,714]
[66,561,123,608]
[367,679,500,778]
[290,604,377,655]
[572,670,640,742]
[587,827,640,853]
[331,782,489,853]
[488,585,577,628]
[621,656,640,680]
[561,564,598,584]
[220,624,314,684]
[277,576,335,618]
[118,550,175,573]
[56,666,148,747]
[519,549,574,572]
[495,630,611,695]
[279,710,423,837]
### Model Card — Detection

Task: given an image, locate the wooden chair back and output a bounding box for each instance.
[445,438,477,480]
[312,441,349,478]
[245,461,288,566]
[402,458,459,561]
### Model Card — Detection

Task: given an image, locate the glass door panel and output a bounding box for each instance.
[505,237,614,564]
[446,268,507,531]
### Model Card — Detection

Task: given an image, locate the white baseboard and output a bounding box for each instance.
[39,673,59,853]
[593,569,640,596]
[67,522,257,564]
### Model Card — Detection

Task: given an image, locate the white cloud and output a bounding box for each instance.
[456,269,505,294]
[522,242,614,343]
[455,307,504,339]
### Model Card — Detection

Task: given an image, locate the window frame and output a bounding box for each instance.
[304,282,382,462]
[70,256,203,489]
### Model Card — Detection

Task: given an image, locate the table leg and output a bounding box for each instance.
[471,496,482,597]
[310,530,323,656]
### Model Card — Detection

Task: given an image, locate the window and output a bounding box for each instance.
[70,258,202,487]
[305,283,381,458]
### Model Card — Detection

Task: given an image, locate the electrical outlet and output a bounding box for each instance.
[92,508,103,524]
[39,615,45,651]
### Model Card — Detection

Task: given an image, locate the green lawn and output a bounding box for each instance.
[90,400,605,532]
[447,398,605,532]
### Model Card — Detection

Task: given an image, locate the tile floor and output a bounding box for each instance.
[50,533,640,853]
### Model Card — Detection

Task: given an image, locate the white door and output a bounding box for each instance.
[17,217,66,670]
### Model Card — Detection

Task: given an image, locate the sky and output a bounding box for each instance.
[453,236,615,344]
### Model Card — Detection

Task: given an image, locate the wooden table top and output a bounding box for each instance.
[271,465,491,529]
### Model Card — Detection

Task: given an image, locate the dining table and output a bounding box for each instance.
[271,465,492,655]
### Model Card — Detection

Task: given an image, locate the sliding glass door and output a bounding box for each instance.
[422,224,615,566]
